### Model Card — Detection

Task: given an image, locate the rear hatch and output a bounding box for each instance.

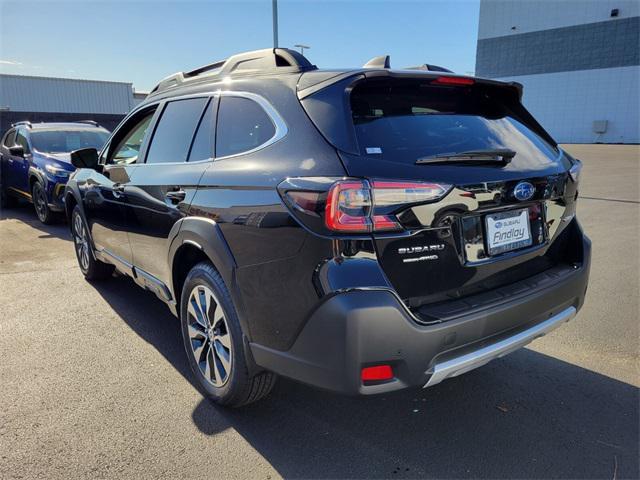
[298,72,582,317]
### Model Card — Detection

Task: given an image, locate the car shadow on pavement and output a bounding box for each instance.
[0,202,70,241]
[92,275,639,480]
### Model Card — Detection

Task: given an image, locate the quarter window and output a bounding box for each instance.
[216,96,276,158]
[146,98,208,164]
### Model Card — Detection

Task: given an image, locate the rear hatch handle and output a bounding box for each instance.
[415,149,516,166]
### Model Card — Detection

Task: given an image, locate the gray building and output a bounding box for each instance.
[0,74,138,134]
[476,0,639,143]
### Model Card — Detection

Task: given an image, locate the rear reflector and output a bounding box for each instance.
[432,76,475,86]
[361,365,394,382]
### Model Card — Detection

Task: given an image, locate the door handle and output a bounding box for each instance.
[165,188,186,204]
[112,183,125,198]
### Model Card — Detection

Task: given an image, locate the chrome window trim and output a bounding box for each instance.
[116,90,287,167]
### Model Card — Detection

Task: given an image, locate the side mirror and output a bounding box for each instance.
[70,147,99,169]
[9,145,25,157]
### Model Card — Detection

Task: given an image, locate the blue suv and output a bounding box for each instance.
[0,121,109,223]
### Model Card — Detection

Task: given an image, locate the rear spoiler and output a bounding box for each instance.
[297,69,523,101]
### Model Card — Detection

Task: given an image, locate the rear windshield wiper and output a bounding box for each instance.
[415,149,516,165]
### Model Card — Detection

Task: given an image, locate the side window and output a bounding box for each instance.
[3,129,16,147]
[188,100,214,162]
[110,112,155,165]
[146,97,208,164]
[15,130,30,154]
[216,96,276,158]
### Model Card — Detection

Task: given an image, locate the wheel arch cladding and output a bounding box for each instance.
[168,217,244,324]
[28,171,42,190]
[171,243,210,308]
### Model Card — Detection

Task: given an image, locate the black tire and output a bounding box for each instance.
[32,181,56,224]
[180,261,277,407]
[71,205,114,281]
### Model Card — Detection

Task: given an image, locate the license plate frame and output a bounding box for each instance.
[485,208,533,256]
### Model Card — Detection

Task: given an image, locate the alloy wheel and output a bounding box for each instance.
[73,212,90,271]
[186,285,232,387]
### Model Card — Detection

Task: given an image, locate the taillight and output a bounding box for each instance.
[325,180,373,232]
[324,179,451,233]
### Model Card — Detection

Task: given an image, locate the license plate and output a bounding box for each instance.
[485,208,532,256]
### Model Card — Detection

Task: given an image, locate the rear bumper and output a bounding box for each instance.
[250,234,591,395]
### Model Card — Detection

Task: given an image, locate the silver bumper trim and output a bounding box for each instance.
[424,306,577,388]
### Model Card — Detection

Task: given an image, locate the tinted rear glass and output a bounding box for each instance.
[31,129,109,153]
[146,98,208,164]
[351,79,558,165]
[216,96,275,158]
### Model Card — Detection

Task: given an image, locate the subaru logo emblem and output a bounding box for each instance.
[513,181,535,201]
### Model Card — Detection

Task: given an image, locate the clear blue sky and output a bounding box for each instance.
[0,0,480,91]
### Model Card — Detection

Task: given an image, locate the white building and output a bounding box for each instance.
[476,0,639,143]
[0,74,140,134]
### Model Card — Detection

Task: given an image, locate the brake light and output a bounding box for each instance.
[324,180,451,233]
[432,76,475,86]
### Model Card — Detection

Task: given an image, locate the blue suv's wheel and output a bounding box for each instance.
[32,181,55,224]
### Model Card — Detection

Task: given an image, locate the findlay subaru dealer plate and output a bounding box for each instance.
[485,208,532,256]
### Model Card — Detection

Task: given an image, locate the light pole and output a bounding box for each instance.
[272,0,279,48]
[294,44,311,56]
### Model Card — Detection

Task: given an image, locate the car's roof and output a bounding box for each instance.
[139,48,523,110]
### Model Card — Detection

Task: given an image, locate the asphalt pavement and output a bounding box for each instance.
[0,144,638,479]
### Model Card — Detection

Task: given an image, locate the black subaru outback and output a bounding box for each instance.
[65,48,590,407]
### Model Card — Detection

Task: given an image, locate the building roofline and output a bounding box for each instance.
[0,73,133,87]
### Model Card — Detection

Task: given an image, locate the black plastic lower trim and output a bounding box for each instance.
[250,234,591,396]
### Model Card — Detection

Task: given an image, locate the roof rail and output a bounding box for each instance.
[363,55,391,69]
[11,121,32,128]
[75,120,99,127]
[149,48,317,96]
[406,64,453,73]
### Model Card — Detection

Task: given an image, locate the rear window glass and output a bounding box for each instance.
[30,129,109,154]
[146,98,208,164]
[351,79,558,165]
